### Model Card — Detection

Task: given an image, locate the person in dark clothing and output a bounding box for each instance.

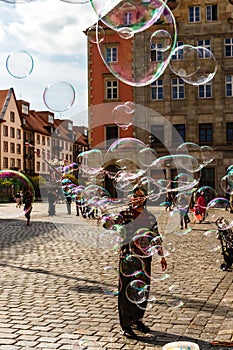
[66,195,72,215]
[104,186,167,339]
[48,189,57,216]
[23,190,33,226]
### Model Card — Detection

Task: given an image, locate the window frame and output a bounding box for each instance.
[106,46,118,63]
[171,78,185,100]
[151,79,164,100]
[198,82,212,98]
[206,4,218,22]
[189,6,201,23]
[199,123,213,143]
[105,79,119,100]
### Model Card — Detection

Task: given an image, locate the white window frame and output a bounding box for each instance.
[171,41,184,60]
[198,82,212,98]
[197,39,211,58]
[105,79,119,100]
[225,38,233,58]
[226,75,233,97]
[172,78,185,100]
[151,79,164,100]
[206,4,218,22]
[150,43,163,62]
[106,47,118,63]
[189,6,201,23]
[124,12,132,25]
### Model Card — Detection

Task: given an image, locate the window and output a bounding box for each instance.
[199,123,213,143]
[106,80,118,99]
[42,136,45,145]
[47,137,50,146]
[151,125,164,147]
[171,41,184,60]
[106,125,118,148]
[106,47,118,63]
[68,122,73,131]
[206,5,218,21]
[37,135,40,144]
[48,114,54,124]
[10,143,15,153]
[198,82,212,98]
[173,124,185,142]
[197,39,211,58]
[36,162,40,172]
[189,6,200,23]
[151,79,163,100]
[10,127,15,138]
[150,43,163,62]
[124,12,132,25]
[3,125,8,136]
[225,38,233,57]
[227,122,233,142]
[199,167,215,189]
[225,75,233,97]
[22,104,29,115]
[172,78,185,99]
[17,159,21,169]
[16,129,21,139]
[42,163,46,172]
[16,144,21,154]
[3,141,8,152]
[3,157,8,168]
[10,158,15,168]
[10,111,15,122]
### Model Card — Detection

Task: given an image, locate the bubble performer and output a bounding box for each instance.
[23,189,33,226]
[104,186,167,339]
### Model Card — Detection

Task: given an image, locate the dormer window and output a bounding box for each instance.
[48,114,54,124]
[68,122,73,131]
[22,104,29,115]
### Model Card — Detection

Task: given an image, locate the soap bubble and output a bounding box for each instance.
[96,3,177,87]
[150,29,172,52]
[43,81,75,112]
[170,44,217,86]
[91,0,168,34]
[87,24,105,43]
[6,50,34,79]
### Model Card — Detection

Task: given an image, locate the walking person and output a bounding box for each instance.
[23,189,33,226]
[195,191,207,223]
[103,186,167,339]
[48,189,57,216]
[14,192,22,208]
[176,193,191,230]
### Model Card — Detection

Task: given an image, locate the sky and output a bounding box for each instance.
[0,0,98,126]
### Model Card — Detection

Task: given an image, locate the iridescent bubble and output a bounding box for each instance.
[96,3,177,87]
[1,0,33,2]
[206,198,233,229]
[176,142,204,171]
[170,44,217,86]
[112,104,134,130]
[220,174,233,194]
[78,149,104,175]
[137,147,157,167]
[43,81,75,112]
[91,0,168,34]
[0,170,34,220]
[6,50,34,79]
[120,255,144,277]
[60,0,89,3]
[125,279,149,304]
[150,29,172,52]
[201,145,215,165]
[87,24,105,43]
[196,186,217,205]
[100,265,121,296]
[117,27,134,39]
[165,284,184,308]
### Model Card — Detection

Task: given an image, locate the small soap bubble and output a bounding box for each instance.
[6,50,34,79]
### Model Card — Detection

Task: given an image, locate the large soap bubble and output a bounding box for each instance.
[169,44,217,86]
[96,3,177,87]
[6,50,34,79]
[43,81,76,112]
[91,0,168,34]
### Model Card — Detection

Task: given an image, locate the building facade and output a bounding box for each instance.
[87,0,233,195]
[0,88,89,183]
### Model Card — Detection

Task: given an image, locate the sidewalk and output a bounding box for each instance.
[0,202,232,349]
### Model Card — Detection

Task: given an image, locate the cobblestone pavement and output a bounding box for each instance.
[0,202,232,350]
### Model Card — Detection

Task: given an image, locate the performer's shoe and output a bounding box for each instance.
[135,321,150,333]
[121,327,138,339]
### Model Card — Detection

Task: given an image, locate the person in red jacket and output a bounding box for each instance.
[195,191,207,223]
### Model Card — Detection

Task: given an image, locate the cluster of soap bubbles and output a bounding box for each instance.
[0,170,34,219]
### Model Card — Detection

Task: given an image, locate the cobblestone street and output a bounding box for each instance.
[0,202,232,350]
